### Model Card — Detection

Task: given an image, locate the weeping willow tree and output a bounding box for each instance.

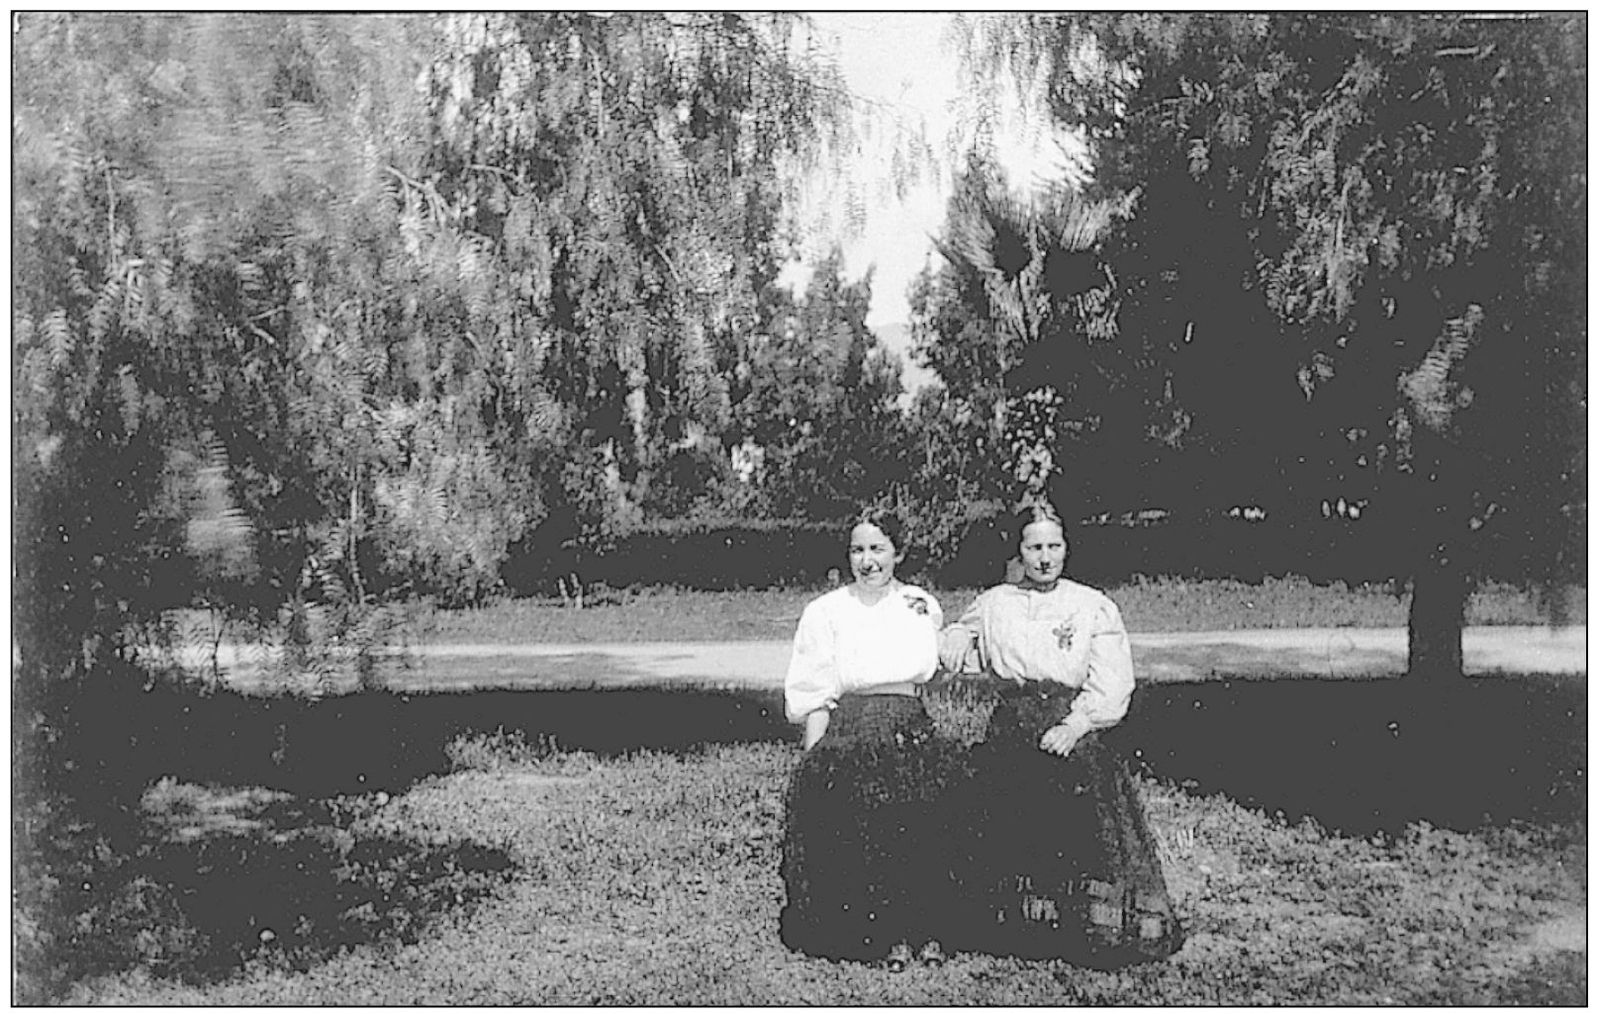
[13,12,854,700]
[414,12,850,547]
[14,15,435,696]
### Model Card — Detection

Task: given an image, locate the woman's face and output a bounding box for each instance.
[1018,519,1067,585]
[848,522,902,591]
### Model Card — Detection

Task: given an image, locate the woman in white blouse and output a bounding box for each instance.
[938,500,1182,966]
[778,509,954,972]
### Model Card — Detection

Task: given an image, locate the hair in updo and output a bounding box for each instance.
[1010,498,1067,547]
[852,505,908,553]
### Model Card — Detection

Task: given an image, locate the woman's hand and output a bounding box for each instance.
[1039,721,1084,757]
[802,709,831,751]
[938,627,976,673]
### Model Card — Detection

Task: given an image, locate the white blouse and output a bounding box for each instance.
[784,582,943,723]
[940,579,1135,736]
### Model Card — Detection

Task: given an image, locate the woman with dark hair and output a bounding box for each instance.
[778,507,955,972]
[939,500,1182,966]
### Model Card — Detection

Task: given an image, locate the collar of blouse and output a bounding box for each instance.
[851,579,901,606]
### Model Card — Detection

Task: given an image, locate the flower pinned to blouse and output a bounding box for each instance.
[1051,619,1076,651]
[904,594,931,617]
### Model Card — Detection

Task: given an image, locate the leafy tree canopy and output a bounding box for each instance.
[956,12,1585,671]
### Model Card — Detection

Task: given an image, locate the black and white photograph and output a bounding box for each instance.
[12,10,1586,1005]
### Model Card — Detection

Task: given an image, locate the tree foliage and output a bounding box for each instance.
[12,12,854,688]
[413,13,847,536]
[956,12,1586,673]
[13,13,1583,700]
[729,253,909,519]
[913,151,1171,511]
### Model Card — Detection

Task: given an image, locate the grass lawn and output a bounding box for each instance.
[58,735,1585,1006]
[405,576,1582,644]
[29,673,1587,1006]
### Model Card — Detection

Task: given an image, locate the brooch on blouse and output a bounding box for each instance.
[1052,620,1076,650]
[905,595,930,616]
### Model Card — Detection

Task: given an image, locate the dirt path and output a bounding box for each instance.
[201,625,1585,693]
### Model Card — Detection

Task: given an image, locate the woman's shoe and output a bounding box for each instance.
[917,939,947,967]
[885,942,913,972]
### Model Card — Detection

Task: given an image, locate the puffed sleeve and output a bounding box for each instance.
[784,599,839,723]
[1059,598,1134,735]
[937,592,985,675]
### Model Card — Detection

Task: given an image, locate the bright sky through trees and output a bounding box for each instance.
[781,12,1081,390]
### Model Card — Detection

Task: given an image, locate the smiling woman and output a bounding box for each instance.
[777,506,960,971]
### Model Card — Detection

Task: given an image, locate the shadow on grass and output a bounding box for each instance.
[12,785,513,1003]
[1117,675,1586,836]
[31,667,1585,838]
[31,679,794,800]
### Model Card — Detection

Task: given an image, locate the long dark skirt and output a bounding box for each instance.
[779,694,961,962]
[945,683,1184,966]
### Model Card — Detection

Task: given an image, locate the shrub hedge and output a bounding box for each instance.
[500,511,1578,593]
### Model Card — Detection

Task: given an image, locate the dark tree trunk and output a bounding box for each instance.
[1407,548,1468,680]
[1405,428,1473,681]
